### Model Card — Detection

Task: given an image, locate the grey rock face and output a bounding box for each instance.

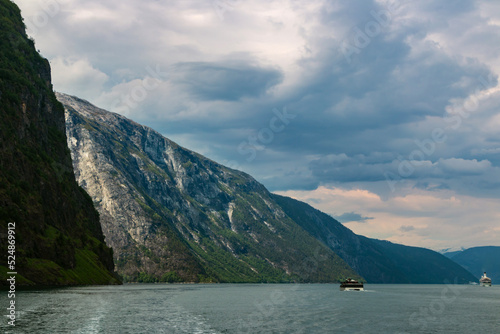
[59,93,358,282]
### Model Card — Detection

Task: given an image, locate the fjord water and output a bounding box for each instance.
[2,284,499,333]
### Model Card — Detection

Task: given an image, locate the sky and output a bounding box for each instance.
[15,0,500,250]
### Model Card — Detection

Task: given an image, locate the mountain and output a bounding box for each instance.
[367,239,476,284]
[60,92,479,284]
[439,247,466,259]
[59,93,359,283]
[445,246,500,283]
[272,194,477,283]
[0,0,119,286]
[441,250,464,259]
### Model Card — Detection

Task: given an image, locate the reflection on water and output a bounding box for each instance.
[1,284,499,333]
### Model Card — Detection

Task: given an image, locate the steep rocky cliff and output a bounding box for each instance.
[0,0,119,286]
[59,93,358,283]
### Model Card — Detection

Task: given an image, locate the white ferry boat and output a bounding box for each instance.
[340,278,364,291]
[479,272,492,287]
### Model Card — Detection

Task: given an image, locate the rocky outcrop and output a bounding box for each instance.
[0,0,119,286]
[60,93,359,283]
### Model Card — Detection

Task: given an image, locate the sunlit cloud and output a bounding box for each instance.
[277,186,500,250]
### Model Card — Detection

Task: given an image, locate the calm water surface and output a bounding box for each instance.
[2,284,499,333]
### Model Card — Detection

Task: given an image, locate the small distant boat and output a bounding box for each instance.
[479,272,492,287]
[340,278,364,291]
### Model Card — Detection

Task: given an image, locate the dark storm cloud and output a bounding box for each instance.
[306,152,500,198]
[15,0,500,248]
[171,62,283,101]
[399,225,415,232]
[16,0,500,201]
[333,212,374,223]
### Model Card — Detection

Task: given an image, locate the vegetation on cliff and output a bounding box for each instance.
[0,0,119,286]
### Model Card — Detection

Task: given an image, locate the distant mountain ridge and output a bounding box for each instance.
[59,93,477,284]
[60,92,358,283]
[444,246,500,283]
[272,194,477,284]
[441,250,464,259]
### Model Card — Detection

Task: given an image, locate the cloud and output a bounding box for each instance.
[437,158,492,175]
[14,0,500,248]
[399,225,415,233]
[333,212,374,223]
[277,186,500,250]
[170,61,283,101]
[50,57,108,100]
[307,154,498,194]
[472,147,500,156]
